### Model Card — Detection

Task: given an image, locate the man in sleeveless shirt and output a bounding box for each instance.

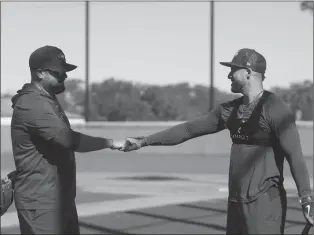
[120,48,313,234]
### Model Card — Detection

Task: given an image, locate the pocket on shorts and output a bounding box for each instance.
[263,189,281,223]
[32,209,59,221]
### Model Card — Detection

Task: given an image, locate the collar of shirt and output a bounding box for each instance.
[32,82,57,101]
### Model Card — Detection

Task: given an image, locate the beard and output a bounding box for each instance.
[231,82,243,93]
[51,82,65,94]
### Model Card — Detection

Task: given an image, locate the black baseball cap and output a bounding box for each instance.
[29,45,77,73]
[220,48,266,74]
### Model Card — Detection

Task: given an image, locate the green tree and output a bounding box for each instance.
[56,78,85,117]
[56,76,313,121]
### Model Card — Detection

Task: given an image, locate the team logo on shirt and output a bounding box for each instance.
[231,127,249,140]
[231,133,249,141]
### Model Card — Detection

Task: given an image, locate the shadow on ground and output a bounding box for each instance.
[78,195,313,234]
[2,195,312,234]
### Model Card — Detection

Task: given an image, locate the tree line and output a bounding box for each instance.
[56,1,313,121]
[56,77,313,121]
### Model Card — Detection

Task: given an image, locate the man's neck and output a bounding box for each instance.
[32,81,54,98]
[242,87,264,105]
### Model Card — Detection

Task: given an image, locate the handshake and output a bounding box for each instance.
[110,137,148,152]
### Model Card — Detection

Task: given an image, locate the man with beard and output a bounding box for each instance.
[120,48,313,234]
[10,45,124,234]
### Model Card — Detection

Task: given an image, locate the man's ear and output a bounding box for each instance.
[36,70,46,80]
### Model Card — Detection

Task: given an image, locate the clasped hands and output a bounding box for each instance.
[110,137,147,152]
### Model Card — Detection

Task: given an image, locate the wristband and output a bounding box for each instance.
[299,195,313,204]
[142,137,148,147]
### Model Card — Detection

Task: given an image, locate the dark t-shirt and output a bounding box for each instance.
[146,91,311,202]
[10,83,76,209]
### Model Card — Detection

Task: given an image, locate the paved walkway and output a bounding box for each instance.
[1,171,312,234]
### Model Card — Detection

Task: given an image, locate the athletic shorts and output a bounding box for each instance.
[226,186,287,235]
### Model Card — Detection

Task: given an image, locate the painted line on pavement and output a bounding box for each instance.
[1,191,228,229]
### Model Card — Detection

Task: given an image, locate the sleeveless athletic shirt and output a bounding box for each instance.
[145,90,312,202]
[226,91,273,147]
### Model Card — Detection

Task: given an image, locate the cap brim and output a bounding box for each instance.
[64,63,77,72]
[220,62,248,69]
[40,62,77,73]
